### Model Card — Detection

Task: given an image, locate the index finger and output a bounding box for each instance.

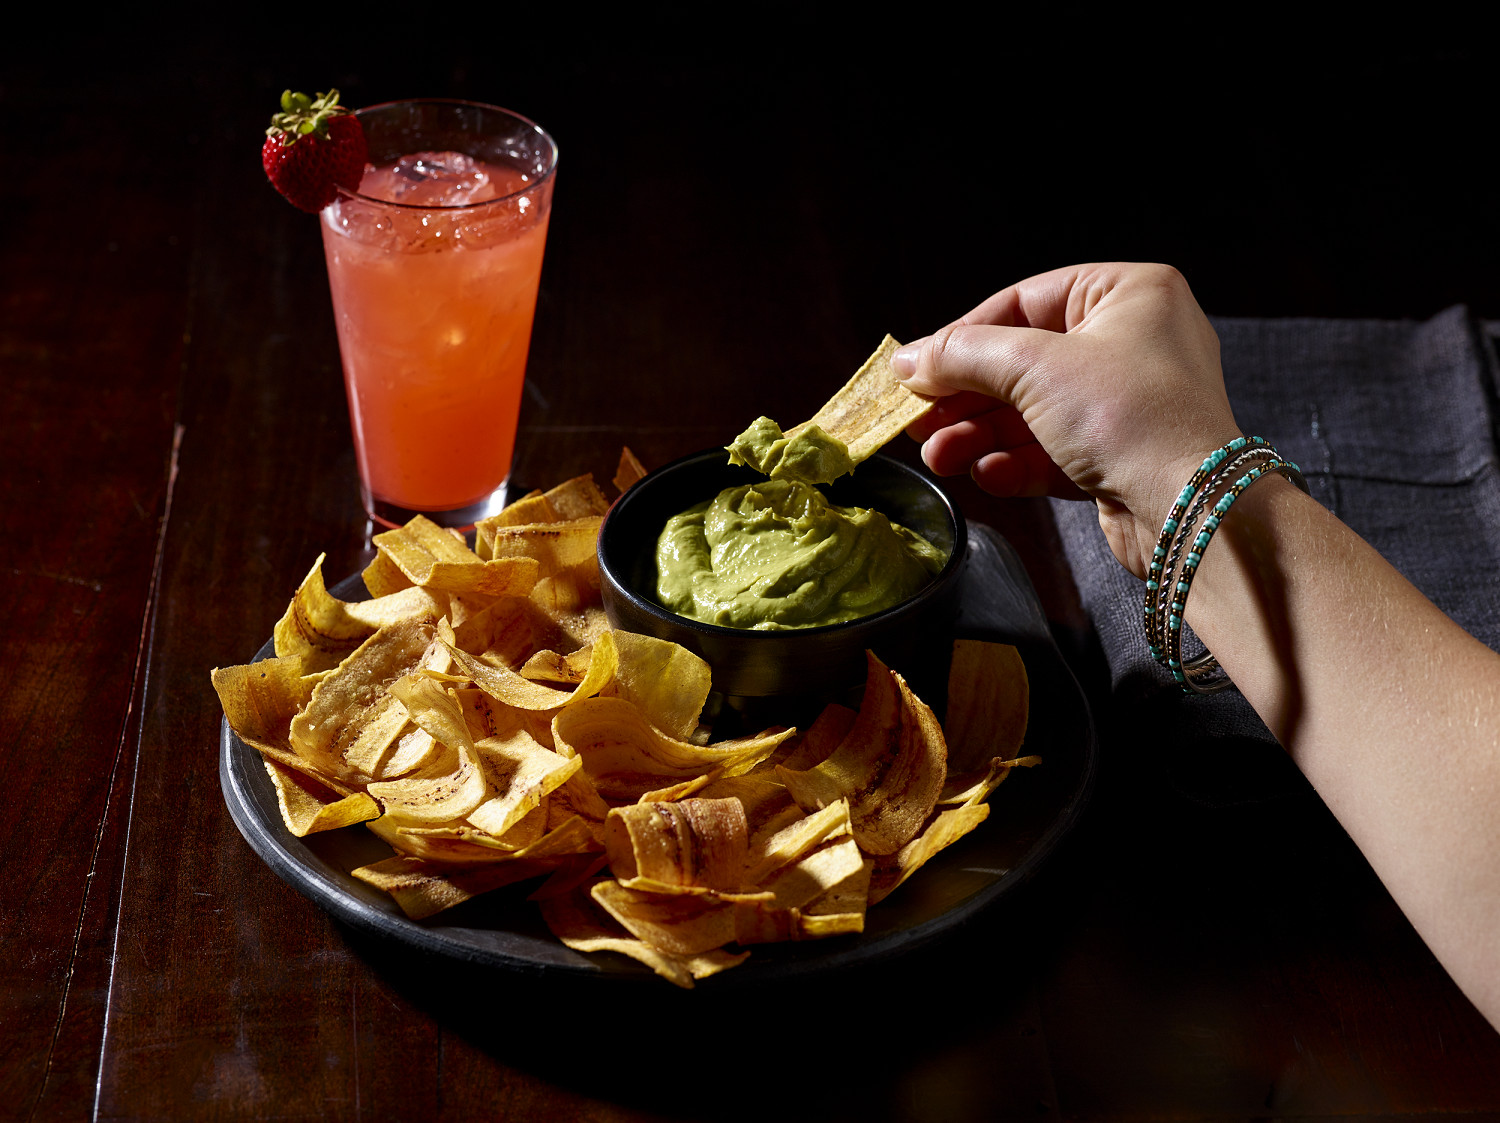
[958,263,1093,333]
[904,390,1005,442]
[893,263,1130,399]
[893,320,1071,401]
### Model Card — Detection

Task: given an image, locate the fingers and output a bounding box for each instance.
[894,321,1069,400]
[970,444,1087,501]
[959,264,1093,333]
[905,391,1014,442]
[916,405,1034,474]
[918,409,1084,501]
[892,264,1150,399]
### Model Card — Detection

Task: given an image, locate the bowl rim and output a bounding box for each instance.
[598,446,968,640]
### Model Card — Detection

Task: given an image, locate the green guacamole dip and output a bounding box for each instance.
[725,415,855,486]
[655,418,947,631]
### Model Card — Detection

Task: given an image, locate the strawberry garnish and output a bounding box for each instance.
[262,89,369,213]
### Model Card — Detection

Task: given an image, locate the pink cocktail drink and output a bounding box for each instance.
[319,101,558,528]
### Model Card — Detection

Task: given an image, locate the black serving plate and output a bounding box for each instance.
[219,524,1097,984]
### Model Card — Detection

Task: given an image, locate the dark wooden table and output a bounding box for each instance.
[8,28,1500,1121]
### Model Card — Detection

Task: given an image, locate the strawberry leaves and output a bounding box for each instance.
[262,89,369,214]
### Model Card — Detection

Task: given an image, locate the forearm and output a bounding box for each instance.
[893,263,1500,1023]
[1184,474,1500,1026]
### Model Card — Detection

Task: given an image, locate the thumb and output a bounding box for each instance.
[893,322,1076,405]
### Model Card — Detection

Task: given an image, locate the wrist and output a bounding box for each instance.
[1182,469,1305,626]
[1139,437,1307,693]
[1128,433,1246,577]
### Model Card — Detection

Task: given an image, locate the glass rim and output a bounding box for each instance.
[337,97,558,212]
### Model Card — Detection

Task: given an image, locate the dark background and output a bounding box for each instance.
[12,21,1495,332]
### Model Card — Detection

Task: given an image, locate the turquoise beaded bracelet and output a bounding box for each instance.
[1144,437,1308,694]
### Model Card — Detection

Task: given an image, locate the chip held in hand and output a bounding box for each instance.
[788,335,936,466]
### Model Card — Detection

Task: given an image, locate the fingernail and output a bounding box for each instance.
[891,344,919,378]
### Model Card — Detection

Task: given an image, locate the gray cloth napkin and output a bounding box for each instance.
[1050,305,1500,755]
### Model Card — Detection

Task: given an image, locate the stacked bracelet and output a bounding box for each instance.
[1143,436,1308,694]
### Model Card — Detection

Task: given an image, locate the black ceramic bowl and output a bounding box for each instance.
[598,448,968,720]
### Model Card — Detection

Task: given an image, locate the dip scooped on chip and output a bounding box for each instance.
[654,336,946,631]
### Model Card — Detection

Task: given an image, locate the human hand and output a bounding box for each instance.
[893,263,1242,578]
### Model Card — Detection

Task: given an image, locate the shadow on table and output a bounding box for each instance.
[336,834,1089,1121]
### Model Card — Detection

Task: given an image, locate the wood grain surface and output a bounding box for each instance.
[5,23,1498,1121]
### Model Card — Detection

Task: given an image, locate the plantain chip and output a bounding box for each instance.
[212,653,359,793]
[540,883,748,988]
[524,813,599,857]
[732,841,870,945]
[212,654,312,756]
[352,854,558,920]
[614,447,647,494]
[475,493,558,552]
[546,768,613,840]
[443,639,578,713]
[772,702,857,773]
[373,514,475,575]
[354,816,596,919]
[777,651,946,856]
[272,554,380,674]
[554,697,793,804]
[520,645,595,686]
[445,683,560,756]
[453,685,513,742]
[636,770,732,804]
[786,335,935,466]
[375,801,558,861]
[603,630,712,742]
[732,900,865,946]
[731,905,817,946]
[343,585,451,634]
[475,481,605,558]
[264,759,380,836]
[945,639,1029,773]
[866,803,991,906]
[366,816,511,863]
[803,855,875,918]
[466,729,582,839]
[366,677,489,824]
[370,512,546,605]
[742,798,853,886]
[604,798,749,893]
[939,754,1042,808]
[288,617,442,780]
[366,744,485,825]
[529,565,611,653]
[693,775,801,843]
[427,557,542,599]
[591,880,772,957]
[757,835,866,910]
[361,551,413,597]
[451,597,537,669]
[371,725,443,781]
[340,631,456,780]
[543,474,612,519]
[529,852,612,901]
[486,517,603,577]
[564,633,624,702]
[494,800,552,850]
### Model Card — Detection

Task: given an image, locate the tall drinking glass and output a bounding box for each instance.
[319,100,558,528]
